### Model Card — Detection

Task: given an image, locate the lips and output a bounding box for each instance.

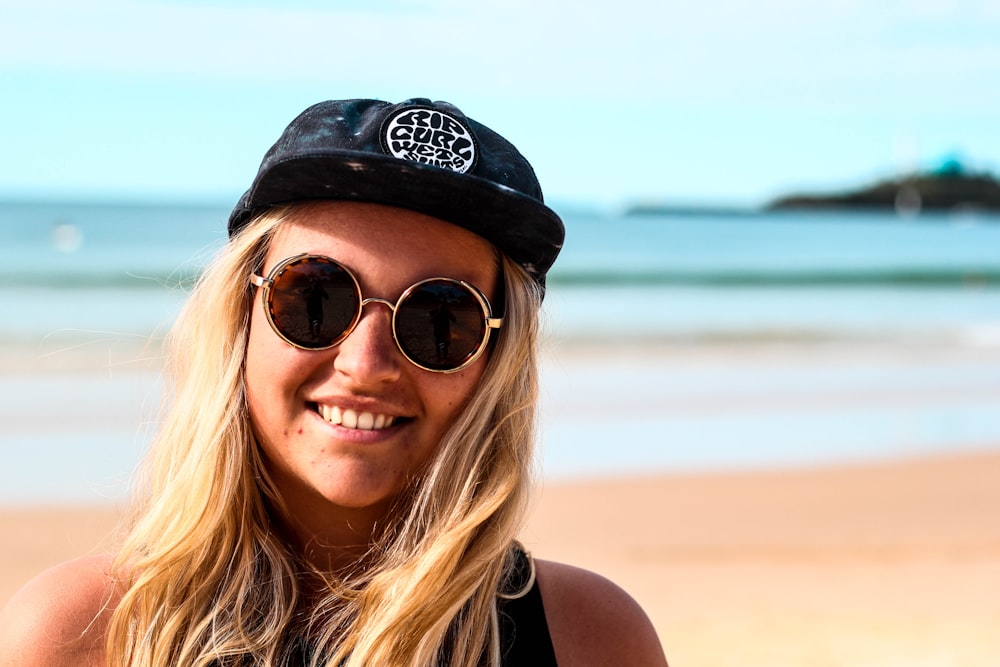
[316,403,397,431]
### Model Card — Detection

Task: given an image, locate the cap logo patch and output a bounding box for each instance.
[382,107,477,173]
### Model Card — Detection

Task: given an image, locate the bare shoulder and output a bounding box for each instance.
[535,559,668,667]
[0,554,117,667]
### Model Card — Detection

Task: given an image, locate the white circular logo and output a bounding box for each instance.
[382,107,477,173]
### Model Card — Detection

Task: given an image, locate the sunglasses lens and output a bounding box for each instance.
[395,280,489,371]
[267,257,359,349]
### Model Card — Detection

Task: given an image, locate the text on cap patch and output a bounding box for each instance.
[382,107,477,173]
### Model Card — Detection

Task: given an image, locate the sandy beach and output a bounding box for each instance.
[526,449,1000,666]
[2,448,998,666]
[2,339,999,665]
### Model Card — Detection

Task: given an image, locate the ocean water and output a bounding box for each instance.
[3,202,999,342]
[2,201,1000,502]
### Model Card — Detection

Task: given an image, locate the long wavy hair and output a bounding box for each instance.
[107,204,543,666]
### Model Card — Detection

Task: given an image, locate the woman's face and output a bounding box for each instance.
[245,202,499,533]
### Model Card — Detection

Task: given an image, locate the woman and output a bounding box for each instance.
[0,98,667,666]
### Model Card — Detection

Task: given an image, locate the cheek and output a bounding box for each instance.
[244,308,301,424]
[421,364,488,427]
[244,327,277,441]
[245,312,275,399]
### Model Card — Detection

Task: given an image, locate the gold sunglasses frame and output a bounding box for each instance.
[250,253,502,373]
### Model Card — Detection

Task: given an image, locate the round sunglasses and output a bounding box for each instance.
[250,254,502,373]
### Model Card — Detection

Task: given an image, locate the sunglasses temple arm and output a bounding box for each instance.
[486,317,503,329]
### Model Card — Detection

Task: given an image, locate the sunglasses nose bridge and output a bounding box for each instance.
[359,296,396,314]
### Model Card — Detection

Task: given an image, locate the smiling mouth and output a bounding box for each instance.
[313,403,401,431]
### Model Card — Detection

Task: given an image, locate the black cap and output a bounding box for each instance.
[229,98,564,288]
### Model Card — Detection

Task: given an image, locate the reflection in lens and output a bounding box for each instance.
[270,258,358,348]
[396,281,486,370]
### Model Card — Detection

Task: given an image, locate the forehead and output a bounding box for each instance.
[266,201,499,291]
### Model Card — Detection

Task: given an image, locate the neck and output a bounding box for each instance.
[271,489,402,576]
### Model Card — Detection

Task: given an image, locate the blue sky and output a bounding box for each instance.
[2,0,999,208]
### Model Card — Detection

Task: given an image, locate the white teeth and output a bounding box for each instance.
[317,405,396,431]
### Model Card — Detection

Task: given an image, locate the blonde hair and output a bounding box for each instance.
[107,204,543,666]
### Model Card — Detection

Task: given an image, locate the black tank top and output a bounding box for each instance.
[497,577,559,666]
[214,546,558,665]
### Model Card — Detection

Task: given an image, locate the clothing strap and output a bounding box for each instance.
[496,546,558,666]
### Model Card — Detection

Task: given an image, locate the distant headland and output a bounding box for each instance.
[623,157,1000,217]
[766,158,1000,215]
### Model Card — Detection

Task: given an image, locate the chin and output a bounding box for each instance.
[310,468,410,513]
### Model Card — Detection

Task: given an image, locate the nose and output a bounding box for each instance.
[332,302,403,385]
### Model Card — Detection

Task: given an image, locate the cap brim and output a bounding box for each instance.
[230,152,564,282]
